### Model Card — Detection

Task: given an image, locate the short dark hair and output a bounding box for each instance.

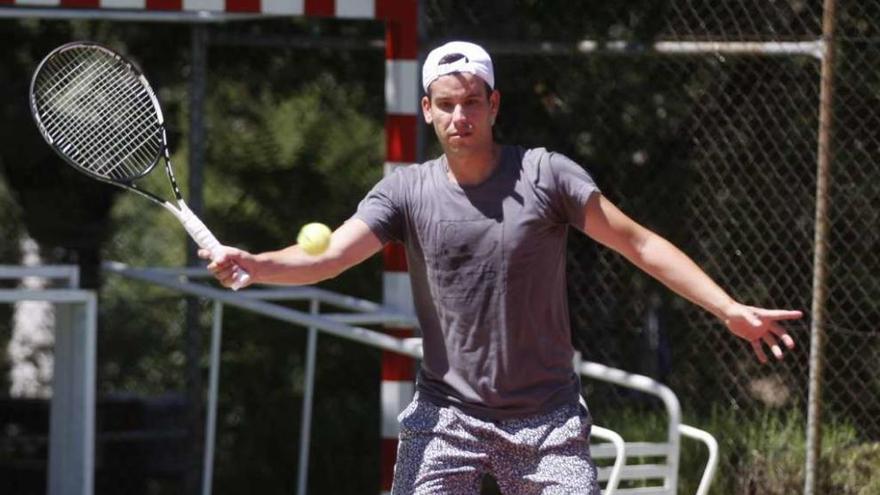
[426,82,492,99]
[426,52,493,99]
[438,53,467,65]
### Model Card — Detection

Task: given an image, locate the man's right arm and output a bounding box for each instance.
[201,218,384,288]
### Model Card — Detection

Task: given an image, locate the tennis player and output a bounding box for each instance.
[203,41,801,494]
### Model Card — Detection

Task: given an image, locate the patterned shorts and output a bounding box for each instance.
[391,396,600,495]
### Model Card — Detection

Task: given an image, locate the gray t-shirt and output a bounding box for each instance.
[354,145,599,420]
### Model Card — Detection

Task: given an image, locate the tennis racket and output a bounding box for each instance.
[29,42,249,290]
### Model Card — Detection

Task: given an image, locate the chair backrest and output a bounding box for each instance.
[579,357,718,495]
[592,439,675,495]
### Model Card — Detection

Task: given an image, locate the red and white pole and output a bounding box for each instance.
[377,1,418,494]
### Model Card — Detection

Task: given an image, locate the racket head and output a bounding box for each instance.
[30,42,165,184]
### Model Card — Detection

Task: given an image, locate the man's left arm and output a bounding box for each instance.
[579,192,801,363]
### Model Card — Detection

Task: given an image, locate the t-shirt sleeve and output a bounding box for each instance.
[351,171,405,244]
[548,151,600,227]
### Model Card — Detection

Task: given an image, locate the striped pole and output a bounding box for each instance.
[377,2,418,493]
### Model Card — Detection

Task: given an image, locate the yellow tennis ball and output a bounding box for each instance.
[297,222,332,256]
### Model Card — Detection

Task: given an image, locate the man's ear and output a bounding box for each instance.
[421,95,433,124]
[489,89,500,125]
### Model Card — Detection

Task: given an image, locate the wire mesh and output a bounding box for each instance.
[557,1,879,493]
[421,0,880,492]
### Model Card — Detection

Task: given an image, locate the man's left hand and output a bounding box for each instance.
[721,303,802,363]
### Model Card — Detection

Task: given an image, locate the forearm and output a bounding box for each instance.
[244,219,383,286]
[250,245,345,285]
[627,232,736,320]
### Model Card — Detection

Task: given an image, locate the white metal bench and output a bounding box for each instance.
[579,360,719,495]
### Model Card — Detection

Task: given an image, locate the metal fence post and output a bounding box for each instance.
[186,23,209,495]
[297,299,320,495]
[202,301,224,495]
[46,295,97,495]
[805,0,838,493]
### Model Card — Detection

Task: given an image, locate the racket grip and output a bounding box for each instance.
[177,202,251,290]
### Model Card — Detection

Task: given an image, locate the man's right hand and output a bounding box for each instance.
[199,246,257,289]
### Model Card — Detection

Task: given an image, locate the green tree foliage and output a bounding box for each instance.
[96,39,386,492]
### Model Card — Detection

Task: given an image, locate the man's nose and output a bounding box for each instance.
[452,105,468,125]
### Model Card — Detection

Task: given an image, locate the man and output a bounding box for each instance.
[203,41,801,494]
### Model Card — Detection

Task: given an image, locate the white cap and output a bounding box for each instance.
[422,41,495,93]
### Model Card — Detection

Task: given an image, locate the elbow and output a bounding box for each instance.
[628,229,658,267]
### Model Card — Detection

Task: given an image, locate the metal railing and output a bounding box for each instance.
[102,262,717,495]
[0,265,96,495]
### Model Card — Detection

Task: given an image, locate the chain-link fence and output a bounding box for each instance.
[489,0,879,493]
[419,0,880,491]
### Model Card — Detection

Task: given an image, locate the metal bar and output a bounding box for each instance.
[145,266,218,277]
[188,24,208,242]
[17,291,96,495]
[0,265,80,284]
[82,296,97,495]
[237,288,392,315]
[0,289,96,303]
[186,27,209,495]
[139,268,412,320]
[805,0,838,493]
[103,262,423,358]
[0,7,269,22]
[202,302,224,495]
[296,300,320,495]
[649,40,823,58]
[323,312,419,326]
[482,39,825,59]
[590,425,625,494]
[209,32,385,51]
[679,424,719,495]
[578,361,681,492]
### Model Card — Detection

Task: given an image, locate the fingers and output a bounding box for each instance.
[750,334,781,364]
[750,325,796,364]
[210,260,234,277]
[201,247,247,288]
[768,324,796,349]
[750,339,768,364]
[762,333,783,360]
[752,308,804,321]
[734,305,801,364]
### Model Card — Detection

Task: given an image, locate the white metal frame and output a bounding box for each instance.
[0,265,96,495]
[103,262,717,495]
[578,361,719,495]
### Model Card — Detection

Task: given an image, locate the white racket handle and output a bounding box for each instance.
[176,202,251,290]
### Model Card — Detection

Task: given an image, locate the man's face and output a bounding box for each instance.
[422,72,499,155]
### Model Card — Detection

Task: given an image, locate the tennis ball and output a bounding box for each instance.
[297,222,332,256]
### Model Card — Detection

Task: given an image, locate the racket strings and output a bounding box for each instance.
[37,54,156,180]
[37,52,130,144]
[34,46,162,181]
[44,60,150,179]
[72,70,158,178]
[44,51,159,179]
